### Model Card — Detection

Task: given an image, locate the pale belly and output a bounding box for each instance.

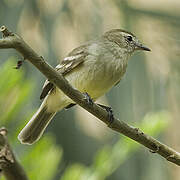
[46,57,127,112]
[65,58,126,100]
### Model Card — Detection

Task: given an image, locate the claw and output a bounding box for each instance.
[83,92,93,105]
[98,104,114,126]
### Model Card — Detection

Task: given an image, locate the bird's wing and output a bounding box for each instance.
[40,45,88,99]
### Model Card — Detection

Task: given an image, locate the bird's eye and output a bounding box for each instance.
[127,35,133,42]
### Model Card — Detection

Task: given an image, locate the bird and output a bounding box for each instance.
[18,29,150,145]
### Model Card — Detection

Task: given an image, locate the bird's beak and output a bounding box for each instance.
[135,43,151,51]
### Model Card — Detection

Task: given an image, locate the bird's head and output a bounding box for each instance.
[103,29,151,53]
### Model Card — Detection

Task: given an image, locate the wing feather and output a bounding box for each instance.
[40,45,88,99]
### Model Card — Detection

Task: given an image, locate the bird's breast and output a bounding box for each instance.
[66,55,127,100]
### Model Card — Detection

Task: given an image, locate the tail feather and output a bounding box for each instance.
[18,105,56,145]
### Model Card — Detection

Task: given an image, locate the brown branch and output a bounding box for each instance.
[0,26,180,166]
[0,127,28,180]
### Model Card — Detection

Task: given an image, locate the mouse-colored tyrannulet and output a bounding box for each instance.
[18,29,150,144]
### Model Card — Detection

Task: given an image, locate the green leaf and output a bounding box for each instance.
[22,135,62,180]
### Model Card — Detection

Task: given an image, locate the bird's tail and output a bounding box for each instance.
[18,104,56,145]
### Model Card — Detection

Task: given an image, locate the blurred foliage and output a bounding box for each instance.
[61,112,169,180]
[1,0,180,179]
[0,59,62,180]
[22,136,62,180]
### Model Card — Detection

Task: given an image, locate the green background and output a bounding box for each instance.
[0,0,180,179]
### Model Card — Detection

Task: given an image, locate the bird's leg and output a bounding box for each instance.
[65,103,76,110]
[97,104,114,125]
[83,92,94,105]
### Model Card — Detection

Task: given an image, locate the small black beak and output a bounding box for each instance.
[140,46,151,51]
[136,44,151,51]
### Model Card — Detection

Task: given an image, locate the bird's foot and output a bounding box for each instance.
[83,92,93,105]
[98,104,114,126]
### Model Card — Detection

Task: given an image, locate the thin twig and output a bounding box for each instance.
[0,127,28,180]
[0,26,180,166]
